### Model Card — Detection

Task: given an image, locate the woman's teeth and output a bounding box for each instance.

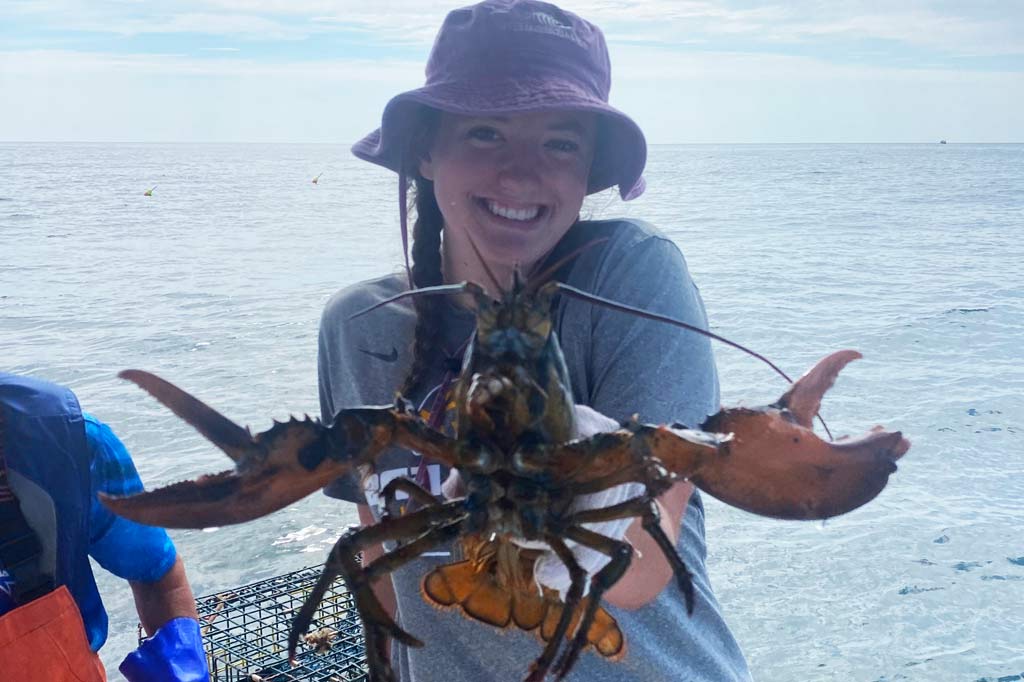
[486,200,540,221]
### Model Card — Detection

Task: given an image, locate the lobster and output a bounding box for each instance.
[101,276,909,682]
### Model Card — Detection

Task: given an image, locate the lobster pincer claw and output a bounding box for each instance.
[689,350,910,520]
[100,370,372,529]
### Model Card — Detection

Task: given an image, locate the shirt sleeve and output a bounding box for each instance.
[318,289,373,503]
[84,413,177,583]
[581,228,720,427]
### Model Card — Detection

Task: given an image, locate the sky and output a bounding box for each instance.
[1,0,1022,143]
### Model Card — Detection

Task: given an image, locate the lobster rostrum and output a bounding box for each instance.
[102,275,909,682]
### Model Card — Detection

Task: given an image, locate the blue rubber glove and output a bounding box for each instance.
[120,617,210,682]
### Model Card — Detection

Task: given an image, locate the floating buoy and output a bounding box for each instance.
[144,186,156,196]
[312,173,323,184]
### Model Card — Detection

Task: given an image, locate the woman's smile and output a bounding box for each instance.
[476,197,546,226]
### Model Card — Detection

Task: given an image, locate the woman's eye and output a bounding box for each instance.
[467,127,501,143]
[546,139,580,154]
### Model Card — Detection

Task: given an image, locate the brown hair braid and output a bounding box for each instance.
[400,174,446,396]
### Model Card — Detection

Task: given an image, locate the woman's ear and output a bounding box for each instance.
[409,112,438,180]
[411,111,441,181]
[418,152,434,181]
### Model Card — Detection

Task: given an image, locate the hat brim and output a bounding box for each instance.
[352,78,646,201]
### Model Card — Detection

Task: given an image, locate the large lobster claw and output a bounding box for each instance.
[691,350,910,520]
[100,370,356,528]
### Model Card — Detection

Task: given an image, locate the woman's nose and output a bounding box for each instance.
[496,148,542,194]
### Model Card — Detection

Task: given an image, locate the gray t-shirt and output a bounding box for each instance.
[318,219,752,681]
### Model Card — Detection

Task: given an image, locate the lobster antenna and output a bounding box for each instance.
[463,230,504,296]
[555,283,836,439]
[526,237,610,294]
[556,283,793,383]
[348,282,484,321]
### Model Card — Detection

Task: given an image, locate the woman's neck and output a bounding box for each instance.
[441,233,538,296]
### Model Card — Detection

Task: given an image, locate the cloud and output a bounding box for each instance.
[0,48,420,80]
[771,8,1024,56]
[61,12,314,40]
[579,0,1024,57]
[4,1,1023,57]
[3,0,449,44]
[604,44,1023,142]
[611,43,1022,83]
[2,46,1020,143]
[0,47,425,143]
[1,2,1021,142]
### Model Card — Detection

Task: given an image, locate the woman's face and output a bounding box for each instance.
[419,110,597,286]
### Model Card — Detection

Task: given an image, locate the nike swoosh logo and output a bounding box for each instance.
[358,346,399,363]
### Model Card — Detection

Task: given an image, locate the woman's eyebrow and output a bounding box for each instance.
[547,120,588,136]
[465,115,509,124]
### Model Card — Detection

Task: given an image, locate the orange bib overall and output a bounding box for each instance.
[0,585,106,682]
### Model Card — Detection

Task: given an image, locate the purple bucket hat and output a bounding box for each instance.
[352,0,647,201]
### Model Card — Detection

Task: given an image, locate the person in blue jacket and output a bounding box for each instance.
[0,372,209,681]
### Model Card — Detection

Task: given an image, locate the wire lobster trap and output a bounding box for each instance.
[192,565,367,682]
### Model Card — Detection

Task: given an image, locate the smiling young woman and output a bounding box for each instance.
[316,1,752,680]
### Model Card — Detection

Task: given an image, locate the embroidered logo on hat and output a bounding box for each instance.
[532,10,570,29]
[536,11,569,26]
[509,9,581,45]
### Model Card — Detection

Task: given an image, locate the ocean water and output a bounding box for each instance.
[1,142,1022,681]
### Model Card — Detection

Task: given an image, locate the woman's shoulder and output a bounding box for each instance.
[320,272,409,326]
[565,218,692,293]
[578,217,675,250]
[318,272,417,359]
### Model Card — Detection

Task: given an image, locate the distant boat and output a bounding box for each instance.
[144,186,156,196]
[312,173,323,184]
[939,140,947,144]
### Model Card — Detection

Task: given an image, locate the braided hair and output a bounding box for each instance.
[358,133,445,492]
[401,174,446,396]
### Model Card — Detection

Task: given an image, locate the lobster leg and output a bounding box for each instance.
[525,536,587,682]
[100,369,459,528]
[291,501,466,682]
[551,491,699,681]
[380,477,439,520]
[552,525,633,680]
[359,515,467,682]
[569,496,694,613]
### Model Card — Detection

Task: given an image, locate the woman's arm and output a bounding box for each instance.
[129,557,200,636]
